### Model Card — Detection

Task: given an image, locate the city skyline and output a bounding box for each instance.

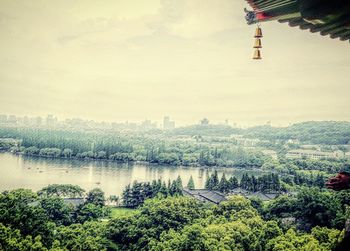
[0,113,234,128]
[1,112,348,129]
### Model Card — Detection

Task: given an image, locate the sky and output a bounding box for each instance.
[0,0,349,127]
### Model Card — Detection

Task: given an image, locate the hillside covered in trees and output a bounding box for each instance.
[168,121,350,145]
[243,121,350,145]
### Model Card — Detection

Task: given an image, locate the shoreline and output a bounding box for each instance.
[1,150,264,170]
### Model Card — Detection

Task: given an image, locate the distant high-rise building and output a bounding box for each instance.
[163,116,169,126]
[46,114,57,127]
[0,114,7,123]
[8,115,17,124]
[141,119,157,130]
[35,116,42,126]
[163,116,175,130]
[23,116,29,125]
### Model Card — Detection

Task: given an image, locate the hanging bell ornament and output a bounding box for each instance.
[254,27,263,38]
[253,38,262,48]
[253,49,262,60]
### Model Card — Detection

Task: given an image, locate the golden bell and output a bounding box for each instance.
[253,49,262,60]
[253,38,262,48]
[254,27,263,38]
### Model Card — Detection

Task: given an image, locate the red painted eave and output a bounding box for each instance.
[244,0,350,42]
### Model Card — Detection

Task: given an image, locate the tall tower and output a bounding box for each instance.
[163,116,175,130]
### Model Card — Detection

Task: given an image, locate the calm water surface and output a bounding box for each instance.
[0,152,264,196]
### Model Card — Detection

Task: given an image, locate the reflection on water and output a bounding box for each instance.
[0,153,264,196]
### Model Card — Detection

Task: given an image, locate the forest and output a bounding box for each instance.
[0,127,268,167]
[0,122,349,170]
[169,121,350,145]
[204,171,284,193]
[0,182,349,251]
[243,121,350,145]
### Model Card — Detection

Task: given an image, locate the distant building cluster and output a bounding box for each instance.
[286,149,346,160]
[261,150,278,159]
[141,119,158,130]
[163,116,175,130]
[0,114,177,132]
[230,135,262,147]
[0,114,43,127]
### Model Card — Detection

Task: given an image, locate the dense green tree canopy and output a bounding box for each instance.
[0,186,348,251]
[86,188,105,206]
[187,175,195,190]
[38,184,85,198]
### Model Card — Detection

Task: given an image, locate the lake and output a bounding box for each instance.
[0,152,264,196]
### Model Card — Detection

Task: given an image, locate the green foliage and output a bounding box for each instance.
[294,188,342,229]
[0,138,18,151]
[311,226,343,250]
[187,175,195,190]
[218,173,230,193]
[110,207,137,218]
[0,127,268,167]
[228,176,239,189]
[55,222,109,251]
[264,195,298,219]
[152,221,258,251]
[0,189,53,241]
[205,172,283,193]
[108,196,205,250]
[75,203,110,223]
[38,184,85,198]
[170,176,183,195]
[40,197,74,226]
[205,170,219,190]
[265,227,342,251]
[245,121,350,145]
[248,196,264,215]
[0,186,346,251]
[0,186,117,250]
[288,159,346,174]
[38,148,62,158]
[213,196,257,219]
[266,228,313,251]
[86,188,105,206]
[151,197,283,251]
[0,223,47,251]
[264,188,349,230]
[122,178,183,208]
[240,173,282,192]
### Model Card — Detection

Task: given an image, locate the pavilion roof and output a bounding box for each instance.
[245,0,350,42]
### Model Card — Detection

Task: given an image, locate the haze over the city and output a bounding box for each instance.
[0,0,349,126]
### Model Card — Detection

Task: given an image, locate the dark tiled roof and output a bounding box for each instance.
[183,189,227,204]
[28,197,85,207]
[184,188,281,203]
[247,191,279,201]
[63,198,85,207]
[230,187,250,195]
[245,0,350,42]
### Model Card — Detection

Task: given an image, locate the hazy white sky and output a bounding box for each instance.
[0,0,349,126]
